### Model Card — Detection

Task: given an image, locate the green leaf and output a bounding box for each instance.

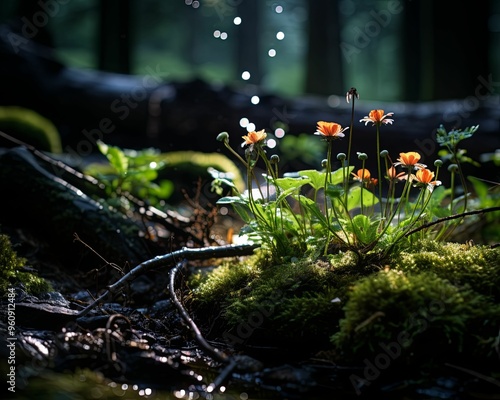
[330,166,354,185]
[347,186,379,211]
[298,170,326,191]
[107,147,129,175]
[468,176,489,201]
[272,176,310,192]
[325,183,344,199]
[350,214,378,244]
[216,196,247,205]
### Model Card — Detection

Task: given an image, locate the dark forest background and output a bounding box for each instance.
[1,0,498,102]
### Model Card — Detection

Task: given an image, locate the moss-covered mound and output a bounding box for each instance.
[0,233,53,296]
[190,239,500,364]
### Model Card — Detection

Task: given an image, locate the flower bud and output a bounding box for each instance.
[357,152,368,161]
[434,159,443,167]
[337,153,346,161]
[270,154,280,164]
[447,163,459,173]
[216,132,229,143]
[380,150,389,158]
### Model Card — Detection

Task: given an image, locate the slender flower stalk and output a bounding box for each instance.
[346,88,359,168]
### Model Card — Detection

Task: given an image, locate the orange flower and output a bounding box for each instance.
[351,168,371,182]
[360,109,394,126]
[242,129,267,147]
[394,152,426,170]
[414,168,442,192]
[386,166,405,181]
[315,121,348,139]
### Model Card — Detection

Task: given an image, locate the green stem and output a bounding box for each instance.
[375,124,383,210]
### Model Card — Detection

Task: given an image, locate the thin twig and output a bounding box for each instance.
[77,243,259,317]
[169,260,229,363]
[404,206,500,237]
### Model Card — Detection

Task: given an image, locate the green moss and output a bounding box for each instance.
[391,239,500,300]
[0,234,53,296]
[331,269,500,362]
[191,249,362,343]
[0,106,62,153]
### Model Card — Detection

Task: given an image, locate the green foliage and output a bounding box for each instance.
[0,106,62,153]
[331,268,500,361]
[0,234,52,296]
[85,142,244,209]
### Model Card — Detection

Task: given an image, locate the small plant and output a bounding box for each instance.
[86,140,174,209]
[214,97,477,264]
[214,90,486,262]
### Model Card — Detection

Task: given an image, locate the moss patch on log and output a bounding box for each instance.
[0,233,53,296]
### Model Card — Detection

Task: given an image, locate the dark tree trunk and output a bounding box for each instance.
[99,0,131,74]
[305,0,344,95]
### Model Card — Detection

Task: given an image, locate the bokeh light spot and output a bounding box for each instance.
[251,96,260,105]
[241,71,251,80]
[275,128,285,138]
[268,49,276,57]
[239,117,249,128]
[233,16,242,25]
[276,31,285,40]
[246,123,256,132]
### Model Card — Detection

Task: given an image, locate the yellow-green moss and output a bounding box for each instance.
[331,269,500,362]
[191,249,361,342]
[391,239,500,300]
[0,234,53,296]
[0,106,62,153]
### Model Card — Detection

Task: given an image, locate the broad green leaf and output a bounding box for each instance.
[325,183,344,199]
[272,176,310,192]
[216,196,247,205]
[330,166,354,185]
[347,186,379,211]
[468,176,488,200]
[298,170,326,191]
[350,214,378,244]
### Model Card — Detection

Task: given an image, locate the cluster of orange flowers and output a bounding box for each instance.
[241,109,441,191]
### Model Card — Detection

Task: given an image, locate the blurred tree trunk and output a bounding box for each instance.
[431,1,491,99]
[99,0,131,74]
[236,1,261,84]
[305,0,344,95]
[402,0,491,100]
